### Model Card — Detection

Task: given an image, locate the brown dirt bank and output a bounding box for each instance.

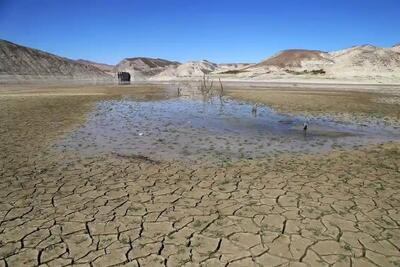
[0,84,174,157]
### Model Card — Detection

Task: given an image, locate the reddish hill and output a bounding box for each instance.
[255,49,331,68]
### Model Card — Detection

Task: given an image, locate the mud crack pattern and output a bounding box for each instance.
[1,143,400,267]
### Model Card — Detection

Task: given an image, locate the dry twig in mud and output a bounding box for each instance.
[218,78,224,104]
[198,75,214,98]
[198,75,225,104]
[173,81,197,97]
[218,78,224,95]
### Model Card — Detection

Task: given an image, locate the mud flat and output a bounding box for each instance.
[55,96,399,162]
[1,83,400,266]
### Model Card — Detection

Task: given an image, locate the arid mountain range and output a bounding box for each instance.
[0,40,112,83]
[1,39,400,83]
[114,57,180,80]
[75,59,114,75]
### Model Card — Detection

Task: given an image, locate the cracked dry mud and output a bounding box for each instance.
[1,85,400,267]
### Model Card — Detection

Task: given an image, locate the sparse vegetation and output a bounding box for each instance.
[285,69,326,75]
[219,69,247,74]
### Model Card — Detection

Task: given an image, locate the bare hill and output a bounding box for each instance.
[75,59,114,74]
[328,45,400,77]
[0,39,112,82]
[254,49,333,69]
[115,57,180,80]
[217,63,252,73]
[218,63,252,69]
[153,60,217,80]
[392,44,400,53]
[1,39,399,84]
[241,45,400,82]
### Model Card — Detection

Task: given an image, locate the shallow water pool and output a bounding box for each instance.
[55,96,399,162]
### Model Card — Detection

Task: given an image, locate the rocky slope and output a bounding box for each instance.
[392,44,400,53]
[1,39,399,83]
[150,44,400,82]
[216,63,252,74]
[254,49,333,69]
[114,57,180,80]
[152,60,218,80]
[327,45,400,77]
[0,39,112,82]
[235,45,400,82]
[75,59,114,75]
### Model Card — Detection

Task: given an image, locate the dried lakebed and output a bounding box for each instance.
[1,86,400,267]
[55,96,400,162]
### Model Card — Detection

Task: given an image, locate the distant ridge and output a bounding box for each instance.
[1,39,400,83]
[152,60,218,79]
[392,43,400,53]
[75,59,114,73]
[114,57,180,80]
[254,49,332,68]
[242,44,400,81]
[0,39,112,82]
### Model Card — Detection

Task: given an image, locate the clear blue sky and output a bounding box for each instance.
[1,0,399,64]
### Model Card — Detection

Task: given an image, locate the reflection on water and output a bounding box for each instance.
[55,96,400,162]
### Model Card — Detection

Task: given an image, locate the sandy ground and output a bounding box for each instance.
[1,84,400,267]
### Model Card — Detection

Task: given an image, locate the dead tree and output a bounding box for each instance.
[198,75,225,105]
[198,75,214,98]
